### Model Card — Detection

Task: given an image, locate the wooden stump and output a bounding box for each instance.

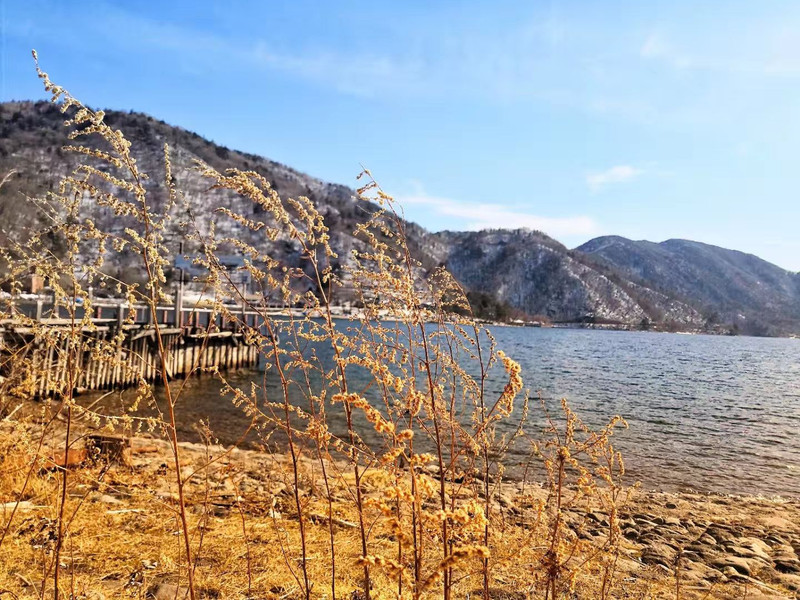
[86,434,131,466]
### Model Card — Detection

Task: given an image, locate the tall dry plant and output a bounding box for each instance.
[0,55,634,600]
[0,52,209,600]
[186,161,533,600]
[532,400,629,599]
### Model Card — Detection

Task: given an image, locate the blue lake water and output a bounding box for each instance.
[89,327,800,497]
[488,327,800,497]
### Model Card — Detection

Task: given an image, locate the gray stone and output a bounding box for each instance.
[623,527,640,541]
[774,555,800,574]
[146,583,190,600]
[711,555,756,577]
[699,533,717,546]
[680,559,724,583]
[685,543,713,559]
[664,516,682,528]
[641,542,678,568]
[588,511,609,527]
[776,572,800,592]
[97,494,122,505]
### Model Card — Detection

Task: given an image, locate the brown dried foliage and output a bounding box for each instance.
[0,57,638,600]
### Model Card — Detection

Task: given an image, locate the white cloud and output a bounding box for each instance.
[249,42,427,98]
[640,34,669,60]
[640,34,695,69]
[26,3,582,103]
[639,30,800,77]
[397,193,598,237]
[586,165,642,191]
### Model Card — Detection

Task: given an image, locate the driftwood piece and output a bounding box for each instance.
[47,447,89,470]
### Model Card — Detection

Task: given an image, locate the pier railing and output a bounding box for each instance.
[0,296,266,397]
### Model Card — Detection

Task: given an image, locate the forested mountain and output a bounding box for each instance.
[578,236,800,335]
[1,100,797,335]
[0,100,437,291]
[433,229,705,327]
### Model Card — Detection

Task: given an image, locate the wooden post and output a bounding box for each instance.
[175,241,185,328]
[240,278,248,329]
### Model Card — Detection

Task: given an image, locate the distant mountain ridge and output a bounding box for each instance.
[431,229,706,327]
[1,100,798,336]
[577,236,800,335]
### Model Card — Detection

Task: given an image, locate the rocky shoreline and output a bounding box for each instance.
[104,436,800,598]
[594,489,800,598]
[2,421,799,599]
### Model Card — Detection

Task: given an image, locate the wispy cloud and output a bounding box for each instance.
[16,1,800,135]
[640,34,694,69]
[249,43,426,98]
[586,165,642,191]
[639,31,800,77]
[7,3,583,103]
[398,192,598,237]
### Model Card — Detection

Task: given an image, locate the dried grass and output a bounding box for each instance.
[0,54,705,600]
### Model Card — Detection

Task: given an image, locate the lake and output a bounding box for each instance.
[490,327,800,497]
[86,326,800,498]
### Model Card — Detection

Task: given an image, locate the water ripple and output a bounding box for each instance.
[489,328,800,497]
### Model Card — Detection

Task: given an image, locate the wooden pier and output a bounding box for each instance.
[0,298,263,397]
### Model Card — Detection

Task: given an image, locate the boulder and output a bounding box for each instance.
[146,583,190,600]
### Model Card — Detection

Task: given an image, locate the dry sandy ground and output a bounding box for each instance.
[1,420,799,599]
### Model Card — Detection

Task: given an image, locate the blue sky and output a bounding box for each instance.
[2,0,800,270]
